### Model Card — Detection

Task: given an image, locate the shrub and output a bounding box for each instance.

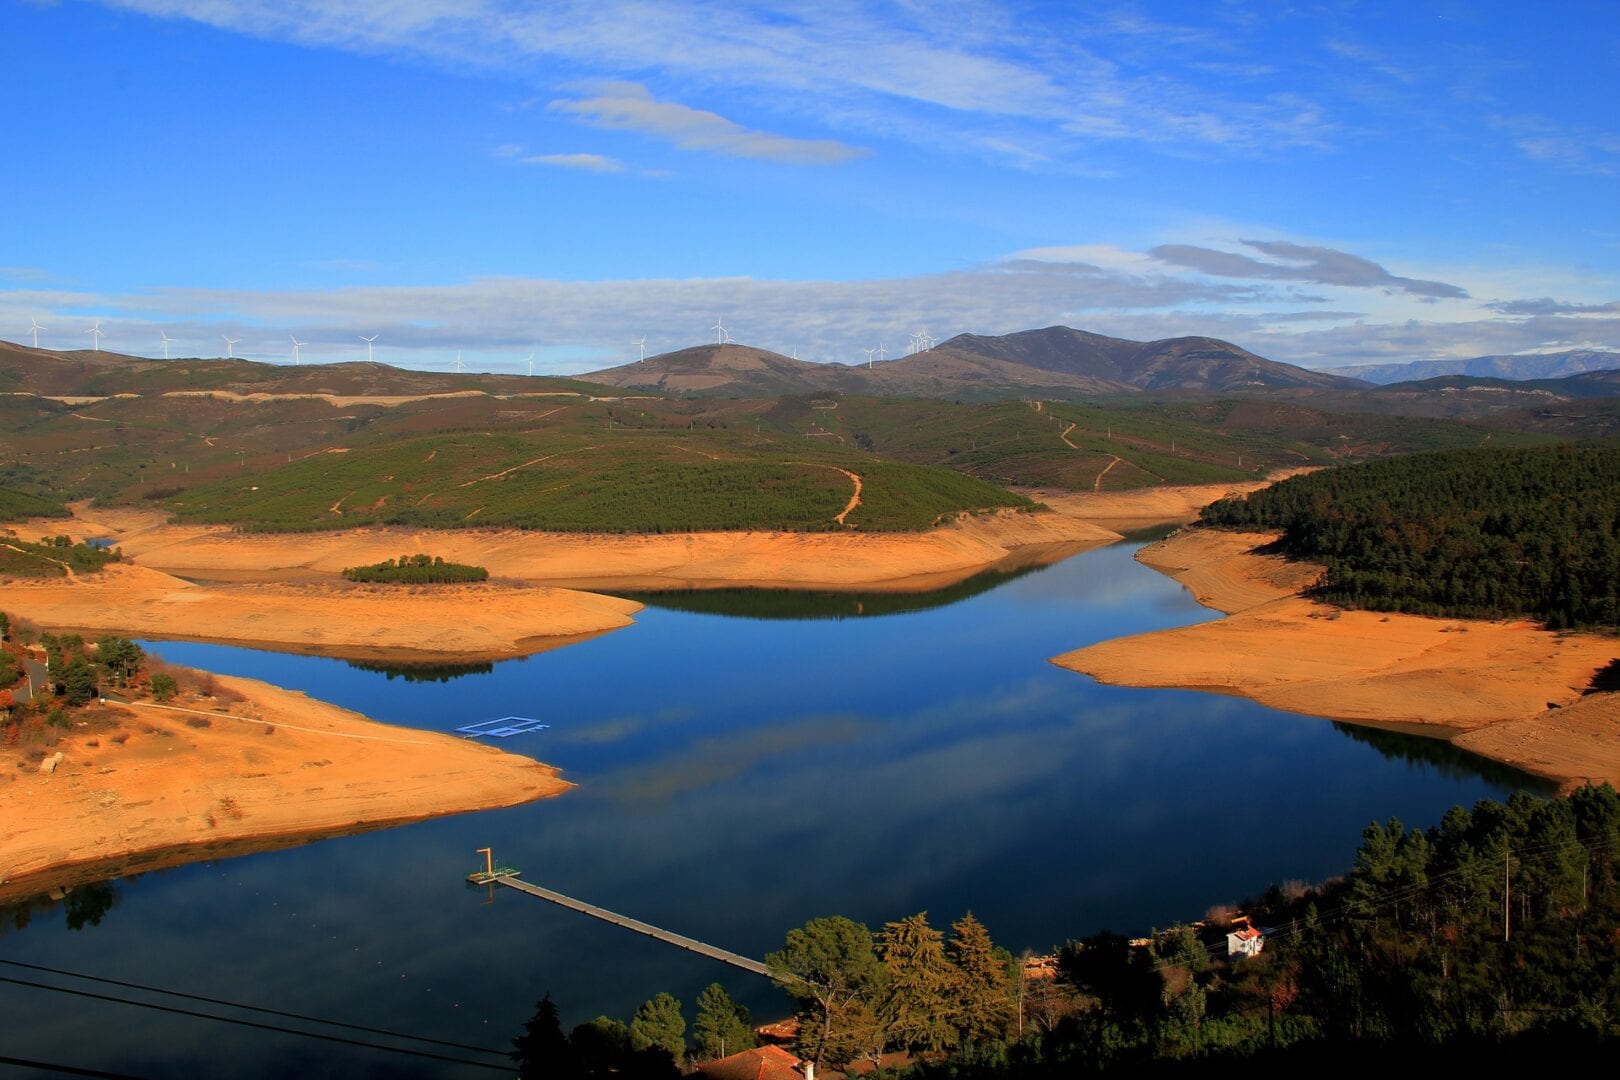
[149,673,178,703]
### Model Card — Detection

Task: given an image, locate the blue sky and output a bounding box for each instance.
[3,0,1617,374]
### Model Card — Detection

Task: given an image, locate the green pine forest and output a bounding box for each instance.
[1200,445,1620,630]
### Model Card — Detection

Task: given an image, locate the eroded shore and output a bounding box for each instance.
[1054,528,1620,791]
[0,474,1355,894]
[0,673,568,902]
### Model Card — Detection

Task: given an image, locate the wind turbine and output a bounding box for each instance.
[526,351,536,377]
[159,330,174,359]
[862,347,877,368]
[877,342,887,363]
[221,334,240,358]
[290,336,306,365]
[712,317,732,345]
[360,334,378,362]
[86,319,104,351]
[453,350,466,374]
[633,336,647,362]
[27,317,44,348]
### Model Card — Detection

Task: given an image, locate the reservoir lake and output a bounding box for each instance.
[0,541,1540,1077]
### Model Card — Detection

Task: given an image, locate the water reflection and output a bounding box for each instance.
[1330,722,1553,791]
[0,881,121,937]
[345,659,496,682]
[614,563,1046,621]
[0,542,1543,1077]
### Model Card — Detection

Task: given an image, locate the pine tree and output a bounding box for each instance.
[947,911,1015,1044]
[511,994,572,1079]
[628,992,685,1065]
[876,911,959,1052]
[692,983,755,1062]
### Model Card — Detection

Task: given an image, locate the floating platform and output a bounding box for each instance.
[456,716,550,738]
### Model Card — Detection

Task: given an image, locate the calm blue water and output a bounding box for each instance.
[0,544,1536,1077]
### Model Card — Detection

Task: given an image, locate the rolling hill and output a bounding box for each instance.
[585,326,1368,399]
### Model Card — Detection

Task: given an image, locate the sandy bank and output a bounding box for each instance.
[1029,472,1312,532]
[0,674,568,901]
[0,561,641,660]
[24,503,1125,593]
[1054,528,1620,790]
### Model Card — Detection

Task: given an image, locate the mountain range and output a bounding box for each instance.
[1323,350,1620,385]
[584,326,1367,398]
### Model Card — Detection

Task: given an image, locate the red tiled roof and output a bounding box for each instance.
[694,1044,805,1080]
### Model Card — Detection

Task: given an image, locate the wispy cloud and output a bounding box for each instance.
[1487,297,1620,317]
[1149,240,1469,299]
[523,151,626,173]
[1492,114,1620,176]
[99,1,1345,167]
[550,82,868,165]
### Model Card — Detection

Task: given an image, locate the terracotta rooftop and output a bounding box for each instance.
[693,1045,805,1080]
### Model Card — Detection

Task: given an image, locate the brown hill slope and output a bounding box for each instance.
[586,327,1364,398]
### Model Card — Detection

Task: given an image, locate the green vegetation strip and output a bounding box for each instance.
[0,534,120,578]
[0,487,69,521]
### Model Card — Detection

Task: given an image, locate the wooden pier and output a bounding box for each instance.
[468,866,771,978]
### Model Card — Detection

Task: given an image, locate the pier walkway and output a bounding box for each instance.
[470,870,771,977]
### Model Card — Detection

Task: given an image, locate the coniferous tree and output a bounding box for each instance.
[946,911,1016,1045]
[628,992,685,1065]
[691,983,755,1061]
[512,994,572,1079]
[877,911,959,1053]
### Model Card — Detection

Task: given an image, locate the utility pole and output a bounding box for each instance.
[1504,845,1512,943]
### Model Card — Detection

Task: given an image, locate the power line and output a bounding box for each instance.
[0,976,511,1072]
[0,1055,146,1079]
[0,958,504,1056]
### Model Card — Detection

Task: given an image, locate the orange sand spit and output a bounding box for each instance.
[38,504,1124,593]
[1054,529,1620,790]
[0,562,642,660]
[0,674,567,901]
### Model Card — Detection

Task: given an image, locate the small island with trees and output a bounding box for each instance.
[340,554,490,584]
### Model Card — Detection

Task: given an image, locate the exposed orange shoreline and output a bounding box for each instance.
[1054,529,1620,792]
[0,674,569,902]
[0,474,1316,896]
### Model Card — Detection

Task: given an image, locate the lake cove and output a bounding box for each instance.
[0,541,1539,1078]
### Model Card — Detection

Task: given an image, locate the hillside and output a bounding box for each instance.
[585,326,1367,399]
[1200,445,1620,628]
[1324,349,1620,385]
[0,339,1567,531]
[581,343,868,397]
[923,326,1366,391]
[0,339,610,398]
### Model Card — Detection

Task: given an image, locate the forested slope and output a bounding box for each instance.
[1200,446,1620,629]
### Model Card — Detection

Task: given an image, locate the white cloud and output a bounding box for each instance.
[523,151,626,173]
[550,82,868,165]
[10,238,1617,375]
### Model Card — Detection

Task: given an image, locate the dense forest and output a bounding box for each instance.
[340,554,489,584]
[521,786,1620,1076]
[1199,446,1620,629]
